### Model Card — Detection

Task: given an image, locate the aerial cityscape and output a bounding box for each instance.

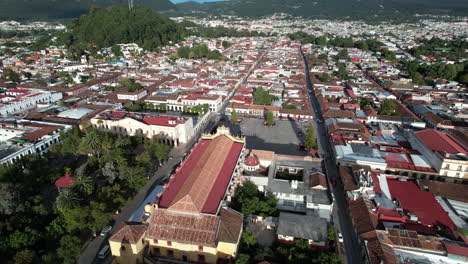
[0,1,467,264]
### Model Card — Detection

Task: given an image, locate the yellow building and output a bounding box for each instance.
[109,127,245,264]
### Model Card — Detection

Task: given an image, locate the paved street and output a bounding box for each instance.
[300,49,362,264]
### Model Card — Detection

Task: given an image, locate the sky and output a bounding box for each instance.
[170,0,228,3]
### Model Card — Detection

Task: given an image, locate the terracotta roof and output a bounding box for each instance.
[309,172,327,188]
[443,240,468,257]
[417,179,468,203]
[158,133,244,214]
[146,208,219,247]
[339,166,358,191]
[360,231,398,264]
[218,208,243,243]
[323,110,356,119]
[109,222,147,244]
[54,173,75,188]
[415,129,467,154]
[349,198,378,235]
[251,149,275,163]
[385,228,445,252]
[245,152,260,166]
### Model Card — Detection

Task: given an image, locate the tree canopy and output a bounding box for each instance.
[58,6,186,54]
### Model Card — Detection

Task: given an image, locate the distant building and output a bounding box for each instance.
[0,88,62,116]
[90,111,194,146]
[407,129,467,182]
[109,127,246,264]
[0,120,71,164]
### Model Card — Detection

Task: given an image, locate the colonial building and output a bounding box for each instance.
[407,129,467,182]
[146,93,223,113]
[90,111,194,146]
[109,127,246,264]
[0,120,71,164]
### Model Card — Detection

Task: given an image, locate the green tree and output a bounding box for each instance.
[231,106,238,123]
[266,110,275,126]
[320,72,330,82]
[73,175,94,196]
[119,166,147,191]
[242,231,257,248]
[319,252,342,264]
[45,216,66,240]
[304,123,317,150]
[207,50,222,60]
[336,63,349,80]
[79,129,102,159]
[337,49,349,60]
[4,69,20,83]
[379,99,396,116]
[154,141,170,163]
[177,46,190,58]
[23,72,32,80]
[235,254,250,264]
[89,201,112,232]
[253,87,273,105]
[411,72,424,85]
[111,45,122,57]
[14,249,37,264]
[8,231,32,249]
[62,206,91,233]
[222,41,231,49]
[57,235,81,264]
[55,190,80,213]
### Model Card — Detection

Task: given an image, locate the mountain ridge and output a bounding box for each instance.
[0,0,176,20]
[174,0,468,18]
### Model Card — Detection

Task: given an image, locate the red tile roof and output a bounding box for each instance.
[387,180,456,230]
[158,134,244,214]
[109,222,147,244]
[443,240,468,257]
[415,129,467,154]
[54,173,75,188]
[146,208,219,246]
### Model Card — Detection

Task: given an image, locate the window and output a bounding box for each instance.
[198,245,203,252]
[198,254,205,263]
[152,248,160,256]
[458,165,463,171]
[167,250,174,258]
[167,241,172,246]
[153,239,158,244]
[121,246,126,251]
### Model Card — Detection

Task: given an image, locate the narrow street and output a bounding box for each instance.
[299,48,363,264]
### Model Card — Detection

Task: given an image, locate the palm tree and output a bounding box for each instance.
[79,129,102,159]
[56,190,80,213]
[73,175,94,196]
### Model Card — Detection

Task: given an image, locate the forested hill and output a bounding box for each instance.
[0,0,176,20]
[58,6,185,53]
[175,0,468,18]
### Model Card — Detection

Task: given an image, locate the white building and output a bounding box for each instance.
[0,120,71,164]
[0,88,62,116]
[90,111,194,146]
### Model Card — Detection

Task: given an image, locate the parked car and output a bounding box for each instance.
[100,225,112,236]
[338,233,344,243]
[98,245,110,260]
